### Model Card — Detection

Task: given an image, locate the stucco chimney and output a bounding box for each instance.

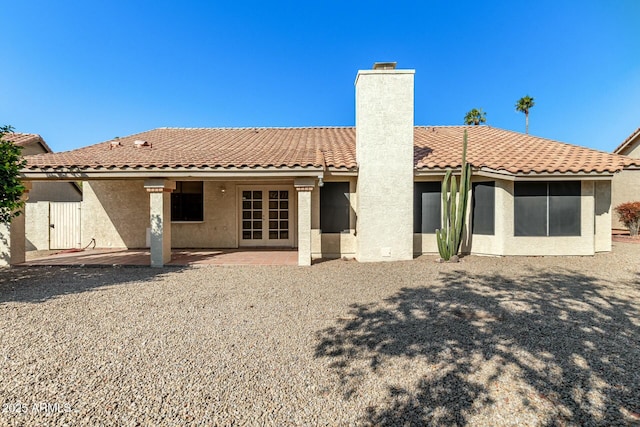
[355,63,415,262]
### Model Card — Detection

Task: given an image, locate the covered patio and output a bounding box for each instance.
[20,248,298,267]
[14,127,357,268]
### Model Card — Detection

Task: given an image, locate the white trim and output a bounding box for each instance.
[509,175,614,181]
[25,166,617,182]
[476,168,615,180]
[326,169,358,176]
[21,167,323,180]
[415,168,615,181]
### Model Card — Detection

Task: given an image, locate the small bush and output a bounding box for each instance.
[614,201,640,236]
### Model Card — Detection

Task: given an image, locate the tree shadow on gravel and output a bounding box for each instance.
[0,266,188,304]
[315,268,640,426]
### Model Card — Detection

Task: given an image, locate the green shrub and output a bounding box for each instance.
[0,125,27,224]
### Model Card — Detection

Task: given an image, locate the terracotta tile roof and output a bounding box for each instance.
[1,132,53,153]
[23,126,634,174]
[415,126,633,174]
[24,127,356,170]
[612,127,640,155]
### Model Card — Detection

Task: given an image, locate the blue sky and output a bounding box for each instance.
[2,1,639,153]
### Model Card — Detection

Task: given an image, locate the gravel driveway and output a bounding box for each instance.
[1,243,640,426]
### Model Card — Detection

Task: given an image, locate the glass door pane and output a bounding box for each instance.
[241,190,263,240]
[268,190,289,240]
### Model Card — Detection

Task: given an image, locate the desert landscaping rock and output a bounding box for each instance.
[1,242,640,426]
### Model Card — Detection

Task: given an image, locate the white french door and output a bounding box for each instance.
[239,186,293,247]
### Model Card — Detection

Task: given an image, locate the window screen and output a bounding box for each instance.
[414,182,441,233]
[320,182,350,233]
[472,182,495,235]
[549,181,581,236]
[171,181,204,222]
[514,181,581,237]
[514,182,547,236]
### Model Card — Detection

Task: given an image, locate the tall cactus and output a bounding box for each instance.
[436,130,471,261]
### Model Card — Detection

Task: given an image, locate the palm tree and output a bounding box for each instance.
[463,108,486,126]
[515,95,535,134]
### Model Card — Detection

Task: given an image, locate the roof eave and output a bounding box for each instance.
[479,168,616,181]
[21,165,327,180]
[415,166,616,180]
[613,128,640,154]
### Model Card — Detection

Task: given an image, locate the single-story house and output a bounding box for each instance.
[611,127,640,229]
[2,133,82,252]
[5,63,637,266]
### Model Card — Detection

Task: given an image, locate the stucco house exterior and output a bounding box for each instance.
[5,64,637,267]
[611,127,640,230]
[4,133,82,251]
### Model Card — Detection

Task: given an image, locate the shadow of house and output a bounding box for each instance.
[315,269,640,426]
[0,265,189,305]
[413,145,434,165]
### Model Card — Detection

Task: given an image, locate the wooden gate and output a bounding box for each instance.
[49,202,81,249]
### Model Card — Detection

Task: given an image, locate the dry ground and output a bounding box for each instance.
[1,243,640,426]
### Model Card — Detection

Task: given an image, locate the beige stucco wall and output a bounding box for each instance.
[412,176,442,255]
[500,180,595,256]
[23,184,82,251]
[413,178,609,257]
[82,180,149,248]
[28,182,81,203]
[463,178,508,256]
[0,222,10,266]
[25,201,51,251]
[79,174,611,257]
[611,170,640,229]
[594,180,612,252]
[297,188,312,265]
[22,140,82,203]
[619,136,640,158]
[0,210,26,266]
[412,176,507,255]
[611,134,640,229]
[172,181,238,248]
[21,143,82,250]
[83,179,301,250]
[355,68,415,262]
[172,181,298,249]
[311,176,357,259]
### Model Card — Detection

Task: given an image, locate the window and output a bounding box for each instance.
[514,181,580,236]
[414,182,441,233]
[549,182,581,236]
[320,182,350,232]
[472,182,495,235]
[171,181,204,222]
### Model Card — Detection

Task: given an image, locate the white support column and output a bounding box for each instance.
[594,180,612,253]
[295,178,315,266]
[144,179,175,267]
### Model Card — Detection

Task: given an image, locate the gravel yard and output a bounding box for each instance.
[1,243,640,426]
